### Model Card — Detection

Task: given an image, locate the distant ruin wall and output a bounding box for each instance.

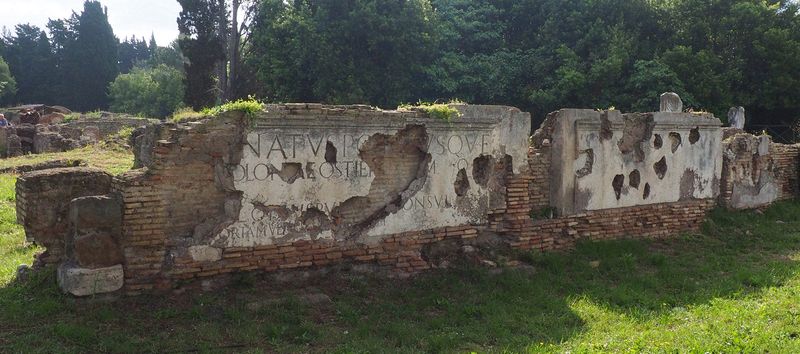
[60,117,159,139]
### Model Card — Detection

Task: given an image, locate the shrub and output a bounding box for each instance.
[109,64,185,118]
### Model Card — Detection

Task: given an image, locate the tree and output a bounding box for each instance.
[247,0,437,107]
[0,56,17,104]
[118,36,152,74]
[2,24,56,104]
[177,0,227,109]
[61,1,119,111]
[109,64,185,118]
[147,40,187,72]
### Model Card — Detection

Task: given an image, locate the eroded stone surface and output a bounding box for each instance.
[68,195,124,269]
[728,106,746,130]
[58,263,124,297]
[660,92,683,113]
[188,245,223,262]
[206,104,530,247]
[544,109,722,215]
[720,133,779,209]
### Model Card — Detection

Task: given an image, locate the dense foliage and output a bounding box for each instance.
[0,57,16,101]
[2,0,800,130]
[109,65,185,118]
[245,0,800,128]
[177,0,228,110]
[0,1,186,113]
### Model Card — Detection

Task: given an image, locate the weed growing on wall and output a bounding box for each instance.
[172,98,264,124]
[398,100,463,123]
[170,107,205,123]
[201,97,264,118]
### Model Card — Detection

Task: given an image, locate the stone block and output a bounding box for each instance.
[58,263,124,297]
[188,245,223,262]
[68,195,124,269]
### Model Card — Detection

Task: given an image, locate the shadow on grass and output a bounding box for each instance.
[0,201,798,353]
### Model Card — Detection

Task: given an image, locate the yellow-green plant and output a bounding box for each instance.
[398,100,463,122]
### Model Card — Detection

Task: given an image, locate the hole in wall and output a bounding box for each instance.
[454,168,470,196]
[669,132,682,153]
[278,163,305,184]
[325,141,337,163]
[612,174,625,200]
[689,127,700,144]
[643,183,651,199]
[653,134,663,149]
[629,170,641,189]
[472,155,492,186]
[654,156,667,180]
[575,149,594,178]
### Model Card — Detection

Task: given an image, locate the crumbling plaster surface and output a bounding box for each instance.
[208,104,530,247]
[722,133,779,209]
[546,109,723,215]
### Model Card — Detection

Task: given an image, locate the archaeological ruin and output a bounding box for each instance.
[13,102,800,296]
[0,105,157,158]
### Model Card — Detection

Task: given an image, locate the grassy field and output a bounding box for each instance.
[1,147,799,352]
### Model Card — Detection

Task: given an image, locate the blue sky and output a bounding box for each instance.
[0,0,182,46]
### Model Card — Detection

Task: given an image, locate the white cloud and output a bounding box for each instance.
[0,0,181,46]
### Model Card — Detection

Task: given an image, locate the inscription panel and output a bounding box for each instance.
[210,106,530,247]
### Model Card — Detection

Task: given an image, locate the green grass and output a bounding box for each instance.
[0,145,134,176]
[1,148,799,352]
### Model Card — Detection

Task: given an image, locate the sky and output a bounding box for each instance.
[0,0,182,46]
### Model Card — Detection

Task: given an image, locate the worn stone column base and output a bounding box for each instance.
[57,263,124,297]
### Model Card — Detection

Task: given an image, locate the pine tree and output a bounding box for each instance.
[63,1,119,111]
[177,0,227,109]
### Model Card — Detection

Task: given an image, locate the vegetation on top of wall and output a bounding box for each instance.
[398,100,463,122]
[201,97,264,117]
[171,98,264,123]
[61,113,81,123]
[170,107,206,123]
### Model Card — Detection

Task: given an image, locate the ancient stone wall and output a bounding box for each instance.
[61,117,159,139]
[717,130,800,209]
[539,109,723,216]
[109,104,530,293]
[16,168,113,264]
[14,104,800,297]
[772,143,800,200]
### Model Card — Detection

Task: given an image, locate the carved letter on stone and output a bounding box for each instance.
[727,106,746,130]
[660,92,683,113]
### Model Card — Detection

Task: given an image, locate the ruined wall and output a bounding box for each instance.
[112,104,530,293]
[717,130,799,209]
[542,109,723,216]
[772,143,800,200]
[60,117,159,139]
[16,104,799,297]
[16,168,113,264]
